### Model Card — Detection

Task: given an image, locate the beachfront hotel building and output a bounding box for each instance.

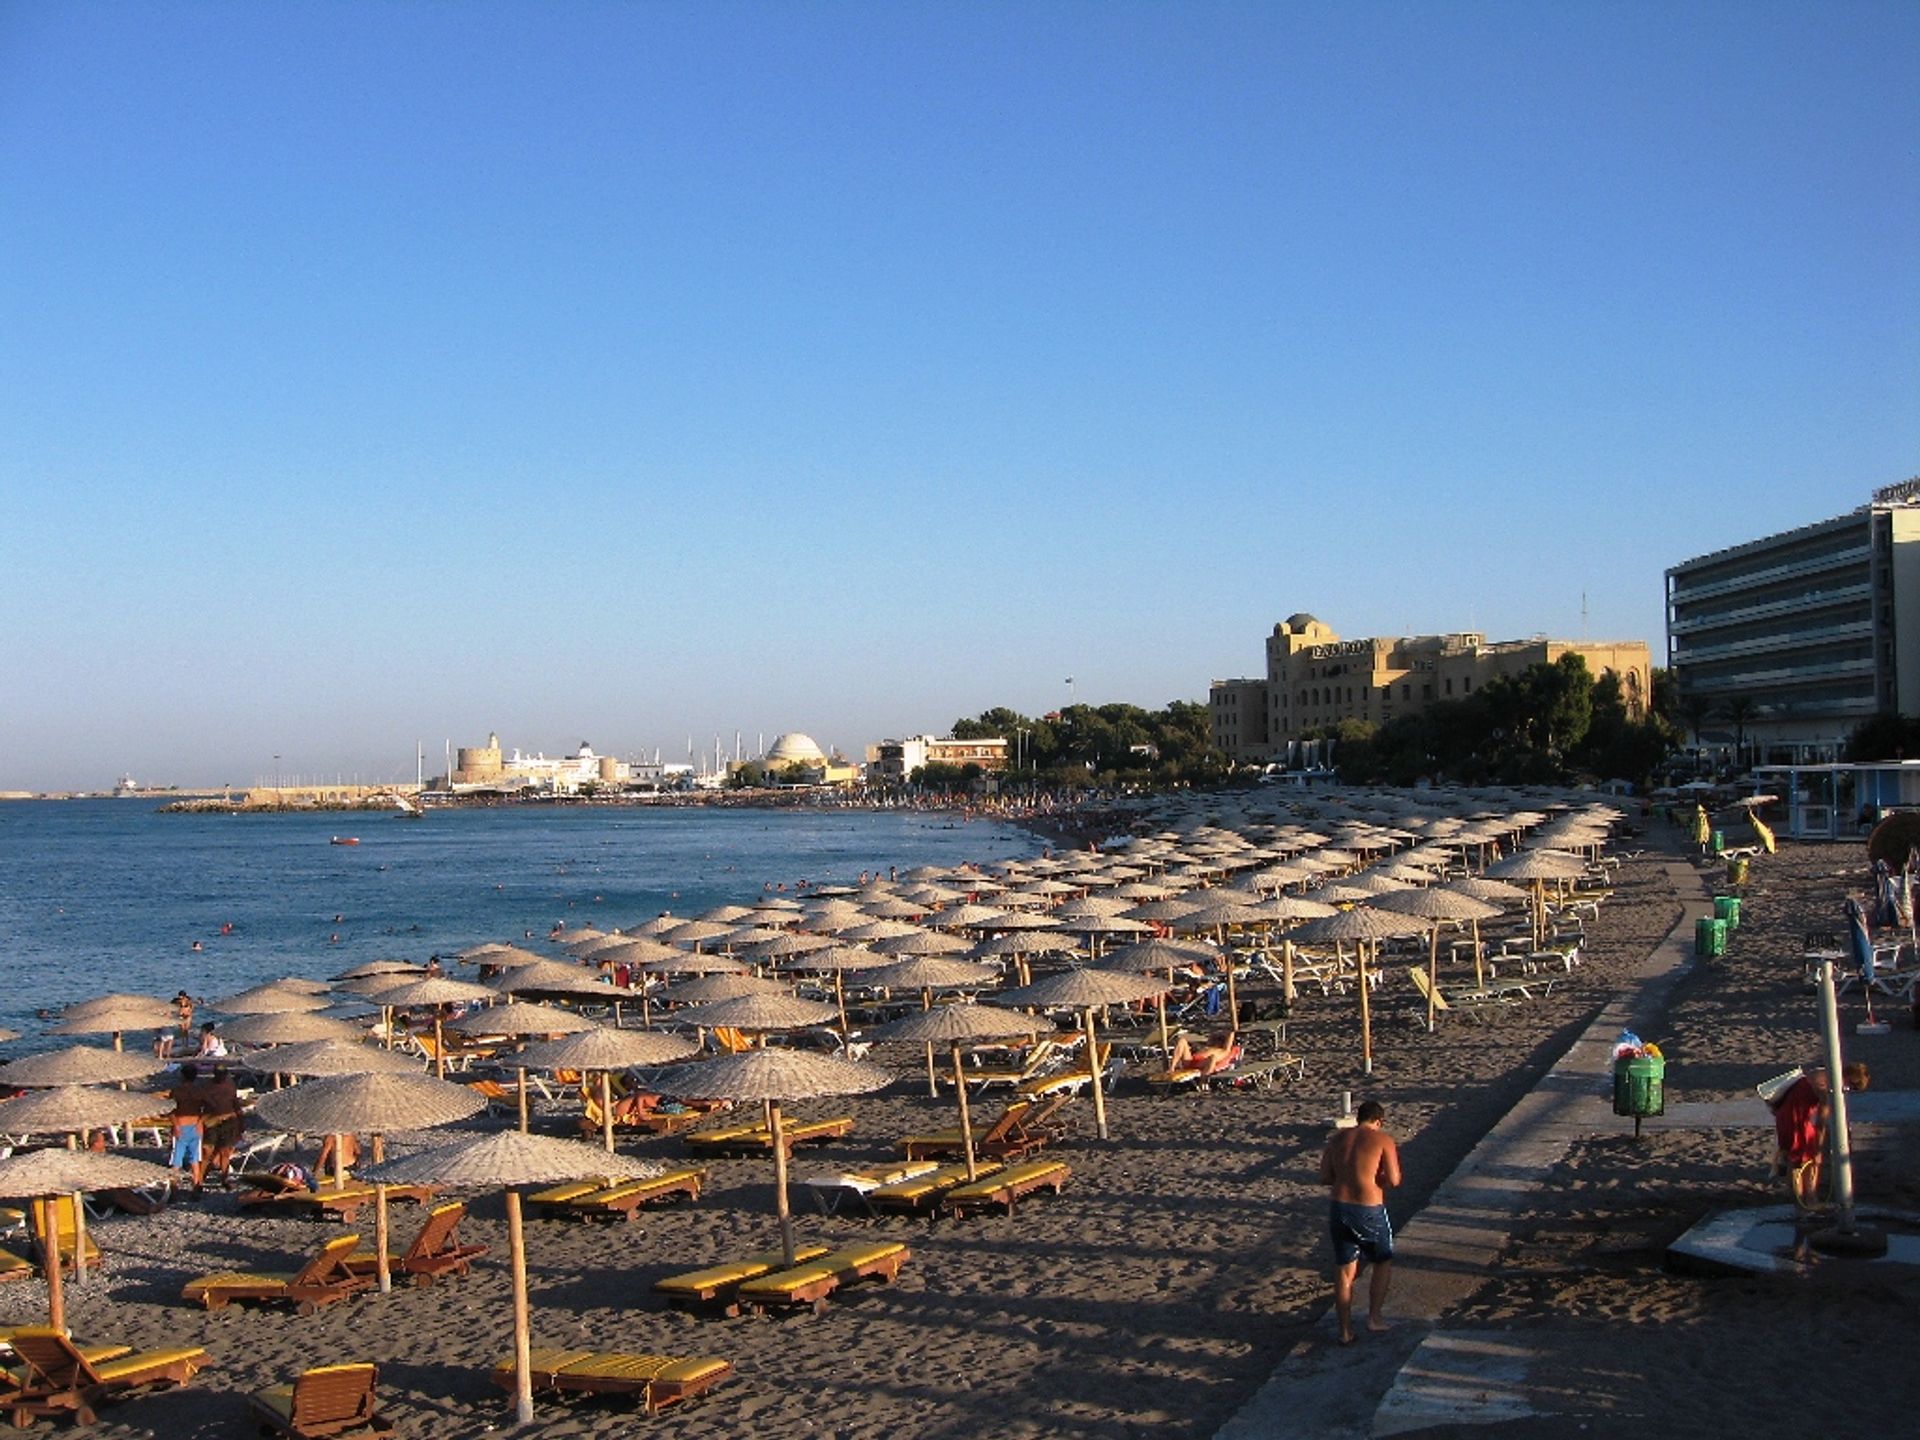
[1665,480,1920,760]
[1209,614,1652,765]
[867,735,1011,785]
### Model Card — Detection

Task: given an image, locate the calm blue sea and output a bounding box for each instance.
[0,800,1035,1040]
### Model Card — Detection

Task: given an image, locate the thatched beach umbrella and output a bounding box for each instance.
[651,1048,889,1268]
[332,960,425,981]
[210,985,332,1016]
[867,1005,1042,1181]
[1372,887,1505,1029]
[0,1085,173,1283]
[217,1010,367,1047]
[365,1131,662,1426]
[374,977,498,1077]
[1288,906,1429,1075]
[514,1027,700,1152]
[46,1002,174,1053]
[445,1003,598,1131]
[1094,937,1218,1056]
[1489,849,1589,949]
[0,1046,161,1089]
[0,1148,176,1329]
[993,969,1170,1141]
[240,1039,421,1079]
[253,1071,487,1294]
[775,944,890,1038]
[863,956,1000,1095]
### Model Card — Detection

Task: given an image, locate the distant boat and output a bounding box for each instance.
[330,836,360,846]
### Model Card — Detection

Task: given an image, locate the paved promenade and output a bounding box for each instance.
[1216,861,1715,1439]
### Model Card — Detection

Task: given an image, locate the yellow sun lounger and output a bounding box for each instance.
[182,1233,373,1313]
[943,1159,1071,1219]
[538,1170,706,1223]
[653,1244,832,1311]
[734,1242,911,1315]
[868,1161,1002,1215]
[682,1116,853,1156]
[494,1349,732,1413]
[248,1362,391,1439]
[3,1327,209,1427]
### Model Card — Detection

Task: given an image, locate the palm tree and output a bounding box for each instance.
[1719,697,1757,767]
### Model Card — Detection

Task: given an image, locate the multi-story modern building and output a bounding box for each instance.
[1210,615,1652,765]
[1666,480,1920,761]
[867,734,1010,785]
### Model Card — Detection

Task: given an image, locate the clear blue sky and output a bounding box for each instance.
[3,2,1915,790]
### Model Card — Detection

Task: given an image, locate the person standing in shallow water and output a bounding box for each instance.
[1320,1099,1402,1345]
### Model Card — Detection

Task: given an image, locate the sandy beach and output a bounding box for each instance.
[2,811,1911,1440]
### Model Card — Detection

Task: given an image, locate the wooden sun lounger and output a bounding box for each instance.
[344,1202,488,1285]
[4,1327,208,1427]
[0,1247,37,1284]
[182,1233,373,1313]
[495,1349,732,1413]
[535,1169,706,1223]
[249,1362,392,1439]
[734,1241,911,1315]
[867,1161,1002,1215]
[654,1245,831,1312]
[900,1100,1033,1160]
[682,1116,853,1156]
[237,1179,437,1224]
[943,1159,1071,1219]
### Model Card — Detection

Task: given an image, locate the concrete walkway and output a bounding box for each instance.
[1216,862,1714,1440]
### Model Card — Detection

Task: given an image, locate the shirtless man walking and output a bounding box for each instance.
[1319,1099,1402,1344]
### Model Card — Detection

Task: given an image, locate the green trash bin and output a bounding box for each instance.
[1726,856,1750,886]
[1714,895,1742,929]
[1694,916,1727,957]
[1711,829,1726,854]
[1613,1054,1666,1135]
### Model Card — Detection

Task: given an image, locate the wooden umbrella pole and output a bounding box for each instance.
[835,971,849,1039]
[40,1199,65,1332]
[1471,919,1486,989]
[1221,926,1239,1022]
[1156,980,1171,1061]
[374,1183,392,1294]
[1357,942,1374,1075]
[953,1042,978,1182]
[769,1100,796,1268]
[599,1071,615,1153]
[517,1067,530,1134]
[921,987,938,1097]
[1426,926,1440,1033]
[332,1133,348,1189]
[1085,1008,1109,1141]
[506,1189,534,1426]
[70,1190,87,1283]
[433,1015,447,1080]
[1283,938,1297,1008]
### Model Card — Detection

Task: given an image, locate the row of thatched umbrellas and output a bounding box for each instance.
[0,795,1623,1422]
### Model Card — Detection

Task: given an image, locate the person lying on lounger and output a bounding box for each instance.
[1169,1029,1240,1076]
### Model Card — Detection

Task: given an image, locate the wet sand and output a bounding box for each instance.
[3,822,1908,1440]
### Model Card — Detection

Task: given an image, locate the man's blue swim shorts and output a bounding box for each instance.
[1329,1201,1394,1265]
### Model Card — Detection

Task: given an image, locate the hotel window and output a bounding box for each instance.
[1463,676,1472,692]
[1445,679,1452,695]
[1401,684,1410,701]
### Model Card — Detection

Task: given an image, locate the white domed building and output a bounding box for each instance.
[755,732,858,788]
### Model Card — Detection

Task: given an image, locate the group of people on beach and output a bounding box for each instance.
[164,1060,244,1193]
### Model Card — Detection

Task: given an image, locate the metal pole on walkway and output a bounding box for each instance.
[1811,959,1885,1256]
